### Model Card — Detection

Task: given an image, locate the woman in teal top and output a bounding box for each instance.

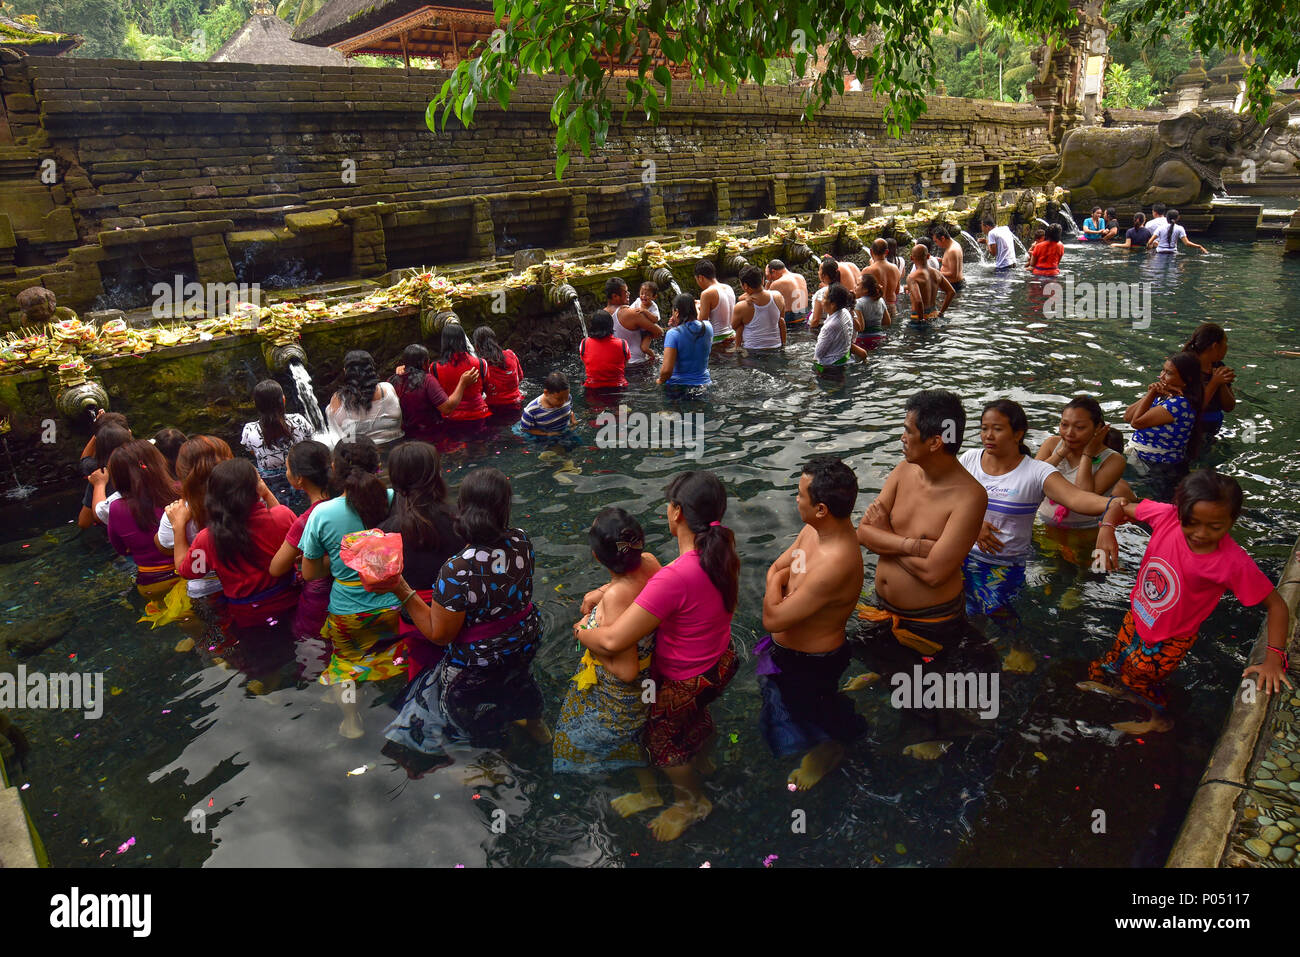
[299,437,404,721]
[657,294,713,387]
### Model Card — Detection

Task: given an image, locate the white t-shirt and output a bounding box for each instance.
[1145,216,1168,235]
[815,308,854,366]
[987,226,1017,268]
[157,511,223,597]
[705,281,735,329]
[95,490,122,526]
[959,449,1057,565]
[1153,223,1186,253]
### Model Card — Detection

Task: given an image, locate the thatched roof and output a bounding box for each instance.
[0,14,83,56]
[294,0,495,48]
[212,12,348,65]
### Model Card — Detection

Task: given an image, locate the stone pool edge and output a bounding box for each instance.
[1166,532,1300,868]
[0,753,42,867]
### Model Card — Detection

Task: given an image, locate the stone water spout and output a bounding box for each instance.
[419,308,461,342]
[783,240,815,265]
[722,252,750,276]
[545,283,586,337]
[54,379,109,422]
[263,341,307,373]
[647,267,681,299]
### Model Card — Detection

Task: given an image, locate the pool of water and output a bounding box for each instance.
[3,239,1298,867]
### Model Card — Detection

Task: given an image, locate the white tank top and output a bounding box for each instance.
[707,282,735,329]
[744,294,782,349]
[611,305,651,365]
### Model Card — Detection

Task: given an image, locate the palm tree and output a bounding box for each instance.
[951,2,995,96]
[276,0,327,27]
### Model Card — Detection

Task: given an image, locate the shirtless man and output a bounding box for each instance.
[694,260,736,349]
[865,239,902,320]
[852,389,995,757]
[762,456,867,789]
[606,277,663,369]
[732,265,787,350]
[933,227,965,293]
[765,259,809,327]
[904,243,955,323]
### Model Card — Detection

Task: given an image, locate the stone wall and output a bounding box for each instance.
[0,54,1052,328]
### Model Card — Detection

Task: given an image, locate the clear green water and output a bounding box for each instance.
[2,238,1298,867]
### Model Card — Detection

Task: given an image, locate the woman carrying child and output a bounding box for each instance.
[554,508,663,810]
[579,471,740,842]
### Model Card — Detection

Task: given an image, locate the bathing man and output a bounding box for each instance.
[865,239,902,320]
[761,455,868,789]
[765,259,809,327]
[934,227,965,292]
[904,243,955,322]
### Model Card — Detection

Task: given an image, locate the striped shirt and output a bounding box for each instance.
[959,449,1058,566]
[521,395,572,433]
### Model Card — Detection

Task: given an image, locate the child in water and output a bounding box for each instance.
[554,508,663,813]
[520,371,578,437]
[1083,469,1291,733]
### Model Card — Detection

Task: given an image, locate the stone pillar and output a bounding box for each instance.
[566,192,590,245]
[470,197,494,260]
[714,182,731,223]
[342,206,388,278]
[771,177,788,216]
[1284,209,1300,257]
[1172,57,1210,114]
[823,174,837,210]
[191,233,236,285]
[647,185,667,233]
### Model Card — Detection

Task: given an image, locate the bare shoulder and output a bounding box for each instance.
[948,466,988,508]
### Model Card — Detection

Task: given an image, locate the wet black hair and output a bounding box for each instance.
[885,237,899,257]
[825,282,854,311]
[205,457,260,567]
[767,259,786,272]
[473,325,508,368]
[330,436,389,528]
[95,424,133,470]
[1046,223,1063,243]
[455,466,512,545]
[694,260,716,280]
[338,350,380,414]
[1167,209,1181,224]
[819,259,841,284]
[665,470,739,612]
[982,399,1031,456]
[1132,212,1146,227]
[252,378,291,445]
[933,226,950,241]
[1063,394,1103,425]
[399,343,430,390]
[981,216,996,228]
[543,371,569,394]
[1174,469,1243,525]
[388,440,453,551]
[675,293,707,338]
[1168,351,1207,459]
[1152,202,1167,215]
[287,439,331,491]
[1105,208,1117,219]
[1183,322,1226,355]
[152,428,186,475]
[739,265,764,289]
[860,274,881,298]
[589,506,645,574]
[905,389,964,456]
[439,323,473,366]
[588,309,614,339]
[604,277,628,300]
[802,455,858,519]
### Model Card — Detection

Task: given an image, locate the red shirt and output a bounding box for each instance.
[482,349,524,407]
[435,355,490,420]
[181,504,299,626]
[1029,240,1064,275]
[580,336,630,389]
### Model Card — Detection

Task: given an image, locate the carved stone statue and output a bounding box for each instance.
[1047,104,1297,207]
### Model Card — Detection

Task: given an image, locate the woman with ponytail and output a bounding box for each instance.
[378,441,465,679]
[959,400,1123,643]
[1123,351,1206,498]
[241,379,312,511]
[380,467,547,777]
[1182,323,1236,438]
[179,458,298,630]
[656,294,713,387]
[579,470,740,842]
[104,440,181,599]
[298,437,402,732]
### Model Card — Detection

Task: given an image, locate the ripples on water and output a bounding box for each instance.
[3,240,1299,867]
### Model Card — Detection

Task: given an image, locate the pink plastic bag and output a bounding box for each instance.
[339,529,404,590]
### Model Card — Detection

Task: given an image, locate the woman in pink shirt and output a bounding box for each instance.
[1086,469,1291,734]
[579,470,739,842]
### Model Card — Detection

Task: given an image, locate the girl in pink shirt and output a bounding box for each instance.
[1086,470,1291,733]
[578,471,739,842]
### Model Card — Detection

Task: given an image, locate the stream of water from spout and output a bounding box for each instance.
[288,358,338,447]
[2,436,35,500]
[570,297,588,337]
[958,230,989,263]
